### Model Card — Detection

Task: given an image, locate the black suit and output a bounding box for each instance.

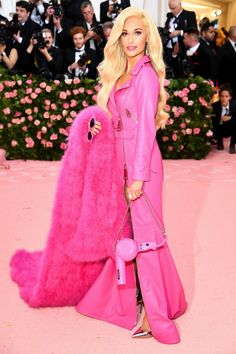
[164,9,197,40]
[199,38,216,81]
[100,0,130,23]
[212,100,236,145]
[64,47,98,79]
[75,19,102,61]
[216,41,236,98]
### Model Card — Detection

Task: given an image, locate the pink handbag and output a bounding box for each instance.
[114,192,167,285]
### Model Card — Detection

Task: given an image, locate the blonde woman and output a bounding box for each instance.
[77,7,187,344]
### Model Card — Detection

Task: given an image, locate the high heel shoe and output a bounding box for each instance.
[132,327,152,339]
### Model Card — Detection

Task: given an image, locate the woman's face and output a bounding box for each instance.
[120,16,148,59]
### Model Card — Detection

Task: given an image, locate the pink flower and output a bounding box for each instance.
[39,82,47,89]
[172,133,178,141]
[188,100,194,106]
[92,95,97,102]
[51,103,57,110]
[182,87,190,95]
[189,83,197,90]
[178,107,185,115]
[60,142,67,150]
[168,146,173,151]
[180,122,186,129]
[45,105,50,111]
[66,117,73,123]
[47,123,52,128]
[30,92,38,99]
[25,108,32,115]
[25,137,35,148]
[199,97,208,107]
[65,78,72,85]
[73,78,80,85]
[206,130,213,137]
[4,81,10,87]
[162,136,169,142]
[50,133,58,140]
[165,104,171,111]
[180,144,184,150]
[70,110,77,118]
[26,79,32,85]
[50,114,56,121]
[41,139,47,146]
[86,89,93,95]
[3,107,11,115]
[73,89,79,95]
[54,80,61,86]
[174,90,179,97]
[164,79,170,87]
[59,128,69,136]
[186,128,192,135]
[0,124,3,129]
[193,127,201,135]
[182,96,188,103]
[79,87,85,94]
[4,92,11,98]
[94,84,100,92]
[35,87,42,94]
[82,100,88,107]
[62,110,68,117]
[46,141,53,148]
[59,91,67,100]
[25,97,32,104]
[34,119,41,126]
[22,126,28,132]
[0,83,4,92]
[43,112,50,119]
[14,111,22,117]
[17,80,22,86]
[26,88,33,94]
[11,140,18,147]
[66,89,71,96]
[70,99,77,108]
[41,126,47,134]
[20,98,26,104]
[27,115,33,121]
[44,99,51,106]
[46,85,52,93]
[21,117,26,123]
[33,107,39,113]
[63,103,70,109]
[56,114,62,120]
[36,131,42,140]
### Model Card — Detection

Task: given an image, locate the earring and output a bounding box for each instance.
[145,42,150,56]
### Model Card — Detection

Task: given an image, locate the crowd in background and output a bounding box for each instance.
[0,0,236,152]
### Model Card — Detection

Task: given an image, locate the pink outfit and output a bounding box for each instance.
[77,56,187,344]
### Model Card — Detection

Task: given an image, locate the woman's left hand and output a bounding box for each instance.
[126,180,144,201]
[90,121,102,135]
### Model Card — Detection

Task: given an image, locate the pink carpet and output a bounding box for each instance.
[1,138,236,354]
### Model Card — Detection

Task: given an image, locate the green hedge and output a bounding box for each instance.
[0,70,213,160]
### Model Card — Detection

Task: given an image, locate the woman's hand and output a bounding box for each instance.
[90,120,102,136]
[125,180,144,201]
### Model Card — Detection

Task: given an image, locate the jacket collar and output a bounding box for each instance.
[131,55,151,76]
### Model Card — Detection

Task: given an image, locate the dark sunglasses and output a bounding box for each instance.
[88,117,95,141]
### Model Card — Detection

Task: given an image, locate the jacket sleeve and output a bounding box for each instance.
[132,66,160,181]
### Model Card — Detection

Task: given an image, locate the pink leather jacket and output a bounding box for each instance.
[108,55,162,182]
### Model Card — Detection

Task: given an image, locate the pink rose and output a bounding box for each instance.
[47,123,52,128]
[70,110,77,118]
[4,92,11,98]
[34,119,41,126]
[63,103,70,109]
[199,97,208,107]
[62,110,68,117]
[50,133,58,140]
[59,128,69,136]
[73,89,79,95]
[178,107,186,115]
[43,112,50,119]
[3,107,11,115]
[35,87,42,94]
[182,96,188,103]
[22,126,28,132]
[193,128,200,135]
[41,139,47,146]
[65,78,72,85]
[186,128,192,135]
[25,97,32,104]
[46,141,53,148]
[36,131,42,140]
[50,114,56,121]
[11,140,18,147]
[206,130,213,137]
[14,111,22,117]
[45,105,50,111]
[54,80,61,86]
[56,114,62,120]
[20,98,26,104]
[86,89,93,95]
[41,126,47,134]
[172,133,178,141]
[164,79,170,87]
[27,115,33,121]
[46,85,52,93]
[26,79,32,85]
[26,88,33,94]
[73,78,80,85]
[94,84,101,92]
[66,89,71,96]
[180,122,186,129]
[162,136,169,142]
[189,83,197,90]
[59,91,67,100]
[0,83,4,92]
[51,103,57,110]
[82,100,88,107]
[188,100,194,106]
[33,107,39,113]
[30,92,38,99]
[66,117,73,123]
[168,146,173,151]
[70,99,77,108]
[0,124,4,129]
[44,99,51,106]
[25,137,35,148]
[39,82,47,89]
[79,87,85,94]
[165,104,171,111]
[17,80,22,86]
[25,108,32,115]
[60,142,67,150]
[21,117,25,123]
[182,87,190,95]
[174,91,179,97]
[92,95,97,102]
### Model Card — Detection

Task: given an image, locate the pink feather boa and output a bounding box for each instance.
[10,106,131,307]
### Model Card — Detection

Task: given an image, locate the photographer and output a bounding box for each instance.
[100,0,130,24]
[98,21,113,60]
[25,28,63,78]
[0,18,18,71]
[43,1,70,49]
[29,0,48,27]
[76,2,102,61]
[64,26,98,79]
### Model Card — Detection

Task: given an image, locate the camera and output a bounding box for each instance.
[111,3,122,15]
[90,24,103,36]
[49,0,63,18]
[32,31,49,49]
[181,58,194,78]
[0,14,21,45]
[77,53,89,67]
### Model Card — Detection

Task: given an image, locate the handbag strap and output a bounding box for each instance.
[113,192,167,252]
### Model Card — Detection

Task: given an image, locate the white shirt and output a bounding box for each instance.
[167,10,183,49]
[86,22,96,51]
[186,43,200,56]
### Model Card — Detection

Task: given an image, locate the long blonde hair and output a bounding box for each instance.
[97,7,168,128]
